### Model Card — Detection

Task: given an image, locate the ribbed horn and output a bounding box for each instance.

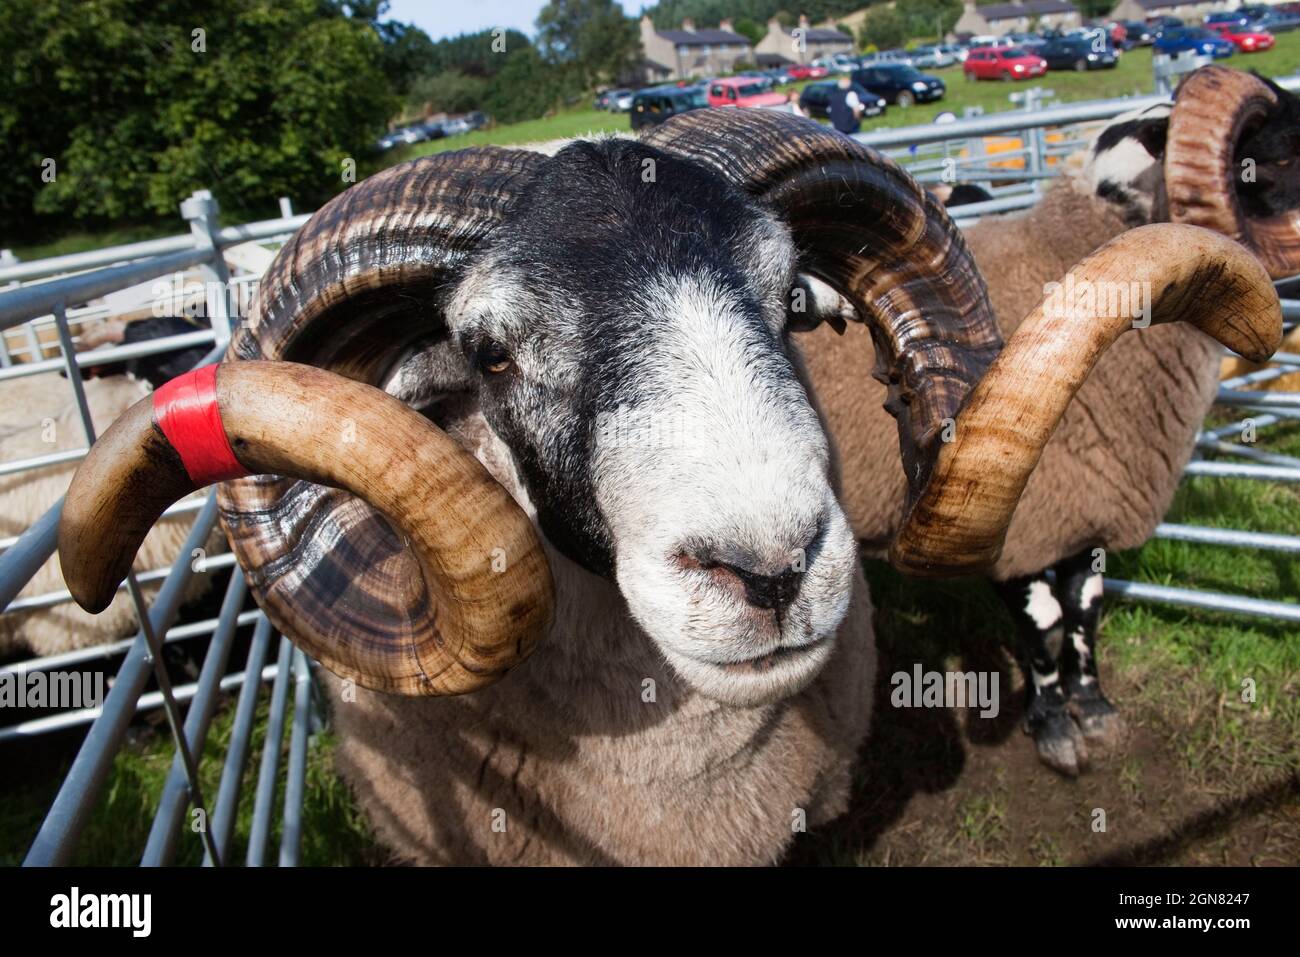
[60,362,553,696]
[1165,66,1300,278]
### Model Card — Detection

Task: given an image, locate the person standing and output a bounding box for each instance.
[828,74,865,135]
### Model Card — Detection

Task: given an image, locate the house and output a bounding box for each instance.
[755,15,855,66]
[953,0,1082,37]
[637,15,755,82]
[1108,0,1233,23]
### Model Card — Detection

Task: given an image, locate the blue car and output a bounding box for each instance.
[1153,26,1236,58]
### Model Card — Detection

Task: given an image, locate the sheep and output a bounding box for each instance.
[58,107,1279,864]
[796,66,1300,775]
[0,318,222,659]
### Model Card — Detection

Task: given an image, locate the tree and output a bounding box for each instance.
[536,0,641,92]
[733,17,767,45]
[483,46,569,124]
[859,8,908,50]
[406,70,490,116]
[0,0,397,239]
[897,0,963,40]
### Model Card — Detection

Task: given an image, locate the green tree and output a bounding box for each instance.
[536,0,641,91]
[0,0,397,239]
[406,70,490,115]
[483,46,569,124]
[733,17,767,45]
[859,8,908,49]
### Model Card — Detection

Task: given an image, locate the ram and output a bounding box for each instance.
[800,66,1300,775]
[60,108,1280,864]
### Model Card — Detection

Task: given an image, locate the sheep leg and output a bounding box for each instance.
[992,575,1089,777]
[1053,549,1124,752]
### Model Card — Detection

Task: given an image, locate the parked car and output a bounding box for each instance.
[963,46,1048,81]
[850,63,945,107]
[1147,15,1185,30]
[1118,20,1155,45]
[1005,31,1048,50]
[601,89,634,112]
[464,111,488,130]
[909,45,956,69]
[1254,10,1300,31]
[630,84,708,131]
[939,43,970,63]
[797,80,886,120]
[786,64,828,80]
[1208,21,1277,52]
[706,77,789,109]
[1204,11,1251,28]
[1040,36,1119,70]
[1153,26,1235,58]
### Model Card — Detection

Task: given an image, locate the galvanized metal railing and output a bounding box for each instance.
[3,82,1300,866]
[0,190,318,866]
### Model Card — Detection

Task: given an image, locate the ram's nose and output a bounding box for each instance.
[681,535,818,613]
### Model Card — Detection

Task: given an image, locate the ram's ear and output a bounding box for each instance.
[1095,112,1169,161]
[787,273,855,335]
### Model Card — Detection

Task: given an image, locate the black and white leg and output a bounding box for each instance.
[993,573,1089,777]
[1053,549,1123,751]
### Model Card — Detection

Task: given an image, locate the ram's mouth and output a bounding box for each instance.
[716,637,831,673]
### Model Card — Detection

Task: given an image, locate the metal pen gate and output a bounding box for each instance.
[2,80,1298,866]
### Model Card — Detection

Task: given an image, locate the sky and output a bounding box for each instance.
[382,0,647,43]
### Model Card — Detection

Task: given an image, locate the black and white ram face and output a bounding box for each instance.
[1085,77,1300,223]
[444,138,858,706]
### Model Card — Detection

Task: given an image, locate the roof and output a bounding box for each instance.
[756,52,795,65]
[1121,0,1207,8]
[976,0,1079,18]
[656,28,752,46]
[804,27,854,42]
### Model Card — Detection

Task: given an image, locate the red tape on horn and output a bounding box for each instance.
[152,364,249,486]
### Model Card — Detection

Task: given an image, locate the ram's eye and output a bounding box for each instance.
[478,342,513,375]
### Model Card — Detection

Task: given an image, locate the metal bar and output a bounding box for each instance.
[0,661,279,744]
[23,494,219,865]
[1196,436,1300,469]
[3,551,236,614]
[1220,365,1295,390]
[0,447,88,478]
[1154,523,1300,554]
[1202,415,1282,441]
[141,569,248,866]
[0,329,215,384]
[0,609,261,680]
[0,498,61,611]
[0,247,210,331]
[1216,387,1300,409]
[1183,460,1300,483]
[0,497,204,554]
[204,617,275,867]
[279,648,312,867]
[1102,577,1300,623]
[247,637,294,867]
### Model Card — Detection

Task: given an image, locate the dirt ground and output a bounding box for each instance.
[788,618,1300,867]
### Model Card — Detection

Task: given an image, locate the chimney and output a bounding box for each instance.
[720,18,735,32]
[798,14,810,29]
[682,18,696,32]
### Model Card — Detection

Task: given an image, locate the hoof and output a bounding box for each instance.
[1025,704,1089,777]
[1070,691,1124,751]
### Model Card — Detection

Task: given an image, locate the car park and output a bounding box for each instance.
[1118,20,1154,44]
[1153,26,1236,58]
[630,84,708,131]
[706,77,790,109]
[963,46,1049,81]
[1040,36,1119,70]
[851,63,946,107]
[1208,21,1277,52]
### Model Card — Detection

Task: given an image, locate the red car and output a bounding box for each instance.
[1208,22,1276,52]
[963,46,1049,81]
[706,77,789,109]
[787,64,829,80]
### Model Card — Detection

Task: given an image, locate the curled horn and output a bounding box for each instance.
[644,111,1280,575]
[61,148,555,695]
[892,224,1281,574]
[1165,66,1300,278]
